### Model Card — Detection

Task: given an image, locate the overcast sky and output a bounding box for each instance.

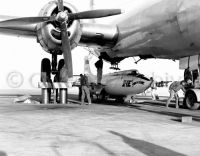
[0,0,183,90]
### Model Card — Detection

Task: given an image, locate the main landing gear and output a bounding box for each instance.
[39,54,68,104]
[40,58,51,104]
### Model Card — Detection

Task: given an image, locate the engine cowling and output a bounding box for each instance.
[36,1,81,54]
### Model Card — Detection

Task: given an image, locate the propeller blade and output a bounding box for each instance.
[60,22,73,78]
[68,9,122,20]
[0,16,55,27]
[58,0,64,12]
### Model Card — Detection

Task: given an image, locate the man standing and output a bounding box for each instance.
[95,56,103,84]
[166,80,186,108]
[150,77,158,100]
[80,74,92,105]
[184,67,192,84]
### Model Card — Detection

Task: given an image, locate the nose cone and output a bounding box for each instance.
[144,79,152,90]
[134,78,152,94]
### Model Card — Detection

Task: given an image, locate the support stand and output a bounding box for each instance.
[38,82,69,104]
[41,88,51,104]
[60,88,68,104]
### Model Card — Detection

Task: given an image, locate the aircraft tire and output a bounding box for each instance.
[41,58,51,82]
[41,58,51,103]
[184,92,200,110]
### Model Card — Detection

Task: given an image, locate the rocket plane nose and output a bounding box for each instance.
[143,79,152,91]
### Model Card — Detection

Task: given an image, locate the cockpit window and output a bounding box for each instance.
[127,71,150,81]
[127,71,139,76]
[111,70,150,81]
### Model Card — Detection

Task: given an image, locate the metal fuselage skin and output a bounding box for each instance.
[110,0,200,60]
[0,0,200,60]
[102,73,151,96]
[84,59,151,96]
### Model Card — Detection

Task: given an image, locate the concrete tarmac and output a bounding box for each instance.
[0,96,200,156]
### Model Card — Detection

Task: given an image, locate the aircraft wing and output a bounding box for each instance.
[0,15,119,45]
[0,15,37,37]
[0,15,122,64]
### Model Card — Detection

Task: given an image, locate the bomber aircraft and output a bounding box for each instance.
[1,0,199,77]
[0,0,200,107]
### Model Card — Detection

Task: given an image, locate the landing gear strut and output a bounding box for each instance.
[52,54,58,75]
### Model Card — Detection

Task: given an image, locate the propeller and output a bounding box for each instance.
[68,9,122,20]
[60,22,73,77]
[0,0,122,78]
[0,9,121,27]
[0,16,56,27]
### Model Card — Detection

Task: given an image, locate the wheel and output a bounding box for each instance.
[97,90,107,102]
[41,58,51,82]
[98,91,105,101]
[41,58,51,103]
[58,59,65,71]
[184,92,200,110]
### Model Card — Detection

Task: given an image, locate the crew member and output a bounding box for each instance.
[184,67,193,87]
[95,56,103,84]
[150,77,158,100]
[80,74,91,105]
[166,80,186,108]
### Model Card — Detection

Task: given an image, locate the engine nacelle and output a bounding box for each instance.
[36,1,81,54]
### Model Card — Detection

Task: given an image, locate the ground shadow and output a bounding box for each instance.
[129,103,200,123]
[51,140,117,156]
[31,94,79,103]
[0,151,7,156]
[132,100,186,109]
[109,131,186,156]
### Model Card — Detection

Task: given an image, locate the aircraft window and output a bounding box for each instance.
[127,71,149,81]
[111,71,149,81]
[137,74,150,81]
[128,71,138,76]
[127,71,138,76]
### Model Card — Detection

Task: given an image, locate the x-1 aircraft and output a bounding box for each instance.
[75,56,152,102]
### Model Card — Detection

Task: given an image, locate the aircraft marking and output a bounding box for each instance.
[122,80,145,87]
